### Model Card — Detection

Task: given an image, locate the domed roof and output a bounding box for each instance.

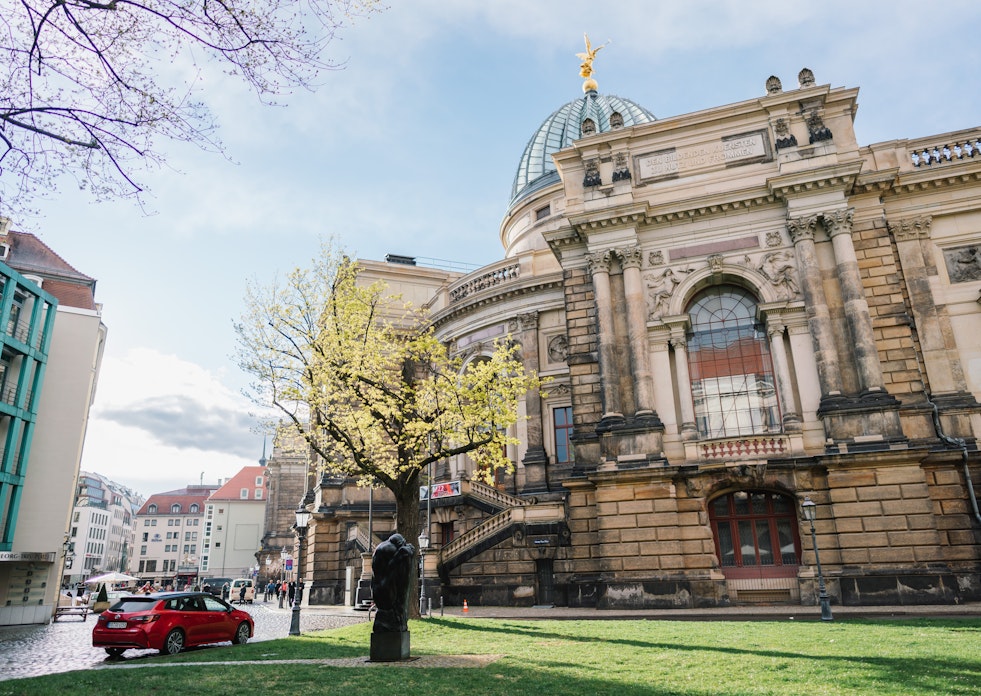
[509,90,655,208]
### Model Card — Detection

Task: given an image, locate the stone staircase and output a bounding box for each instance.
[436,481,565,580]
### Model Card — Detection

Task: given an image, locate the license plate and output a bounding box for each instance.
[107,621,127,629]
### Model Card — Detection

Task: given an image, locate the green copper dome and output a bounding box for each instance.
[509,90,655,208]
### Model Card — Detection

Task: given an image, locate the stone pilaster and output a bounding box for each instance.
[823,208,892,401]
[518,311,549,493]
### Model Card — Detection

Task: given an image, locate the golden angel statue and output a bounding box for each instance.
[576,33,608,91]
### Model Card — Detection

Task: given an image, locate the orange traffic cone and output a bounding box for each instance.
[462,599,469,613]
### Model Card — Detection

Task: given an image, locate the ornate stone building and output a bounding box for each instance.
[300,66,981,609]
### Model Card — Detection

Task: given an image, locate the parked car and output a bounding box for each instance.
[202,578,233,596]
[92,591,254,657]
[229,578,255,604]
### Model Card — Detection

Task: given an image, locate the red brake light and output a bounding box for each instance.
[134,614,160,623]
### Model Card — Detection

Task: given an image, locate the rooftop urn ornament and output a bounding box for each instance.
[577,33,609,92]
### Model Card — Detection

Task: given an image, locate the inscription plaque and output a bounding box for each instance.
[637,131,769,182]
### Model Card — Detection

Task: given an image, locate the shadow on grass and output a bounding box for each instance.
[420,617,981,695]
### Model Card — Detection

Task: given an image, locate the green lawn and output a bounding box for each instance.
[3,618,980,695]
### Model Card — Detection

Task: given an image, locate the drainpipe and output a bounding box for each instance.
[928,399,981,527]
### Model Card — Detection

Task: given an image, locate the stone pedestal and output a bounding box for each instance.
[370,631,411,662]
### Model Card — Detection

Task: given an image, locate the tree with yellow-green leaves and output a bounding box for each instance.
[235,241,541,610]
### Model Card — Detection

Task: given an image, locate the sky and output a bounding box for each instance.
[14,0,981,498]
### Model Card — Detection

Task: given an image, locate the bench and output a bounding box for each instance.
[54,602,89,621]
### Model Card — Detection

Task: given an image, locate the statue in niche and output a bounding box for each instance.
[646,266,688,319]
[758,250,800,299]
[547,334,569,363]
[943,245,981,283]
[371,533,415,633]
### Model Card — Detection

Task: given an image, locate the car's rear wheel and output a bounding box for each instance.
[163,629,185,655]
[232,622,251,645]
[105,647,125,658]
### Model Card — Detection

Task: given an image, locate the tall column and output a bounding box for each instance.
[517,311,548,492]
[823,208,888,397]
[787,215,844,403]
[765,320,801,431]
[620,247,658,420]
[667,324,698,440]
[588,250,623,423]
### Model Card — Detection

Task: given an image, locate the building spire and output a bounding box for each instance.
[576,33,608,93]
[259,437,268,467]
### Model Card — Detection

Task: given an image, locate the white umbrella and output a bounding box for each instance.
[84,571,140,585]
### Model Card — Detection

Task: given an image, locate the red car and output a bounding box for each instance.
[93,591,254,657]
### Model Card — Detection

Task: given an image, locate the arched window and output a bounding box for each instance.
[686,286,780,438]
[189,504,199,513]
[709,490,801,578]
[171,503,182,514]
[147,504,157,514]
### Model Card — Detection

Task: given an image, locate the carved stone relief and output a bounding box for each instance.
[583,159,602,187]
[612,152,631,182]
[707,254,725,274]
[547,334,569,363]
[765,230,784,247]
[648,250,664,266]
[943,245,981,283]
[773,118,797,149]
[805,110,832,144]
[645,266,690,319]
[757,250,800,299]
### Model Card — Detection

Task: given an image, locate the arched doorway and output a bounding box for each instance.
[709,490,802,603]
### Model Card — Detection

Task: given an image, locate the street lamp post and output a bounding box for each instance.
[288,505,312,636]
[418,531,429,616]
[279,547,287,609]
[801,496,834,622]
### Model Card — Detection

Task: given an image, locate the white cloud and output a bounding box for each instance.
[84,349,265,495]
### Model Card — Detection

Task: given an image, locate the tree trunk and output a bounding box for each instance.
[392,477,422,619]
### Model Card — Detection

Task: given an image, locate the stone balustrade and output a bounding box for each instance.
[698,435,790,460]
[910,136,981,167]
[448,261,519,304]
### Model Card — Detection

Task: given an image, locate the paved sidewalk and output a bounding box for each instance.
[281,601,981,621]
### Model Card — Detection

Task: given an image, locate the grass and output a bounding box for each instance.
[2,617,980,695]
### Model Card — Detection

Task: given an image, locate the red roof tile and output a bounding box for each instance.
[209,466,268,501]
